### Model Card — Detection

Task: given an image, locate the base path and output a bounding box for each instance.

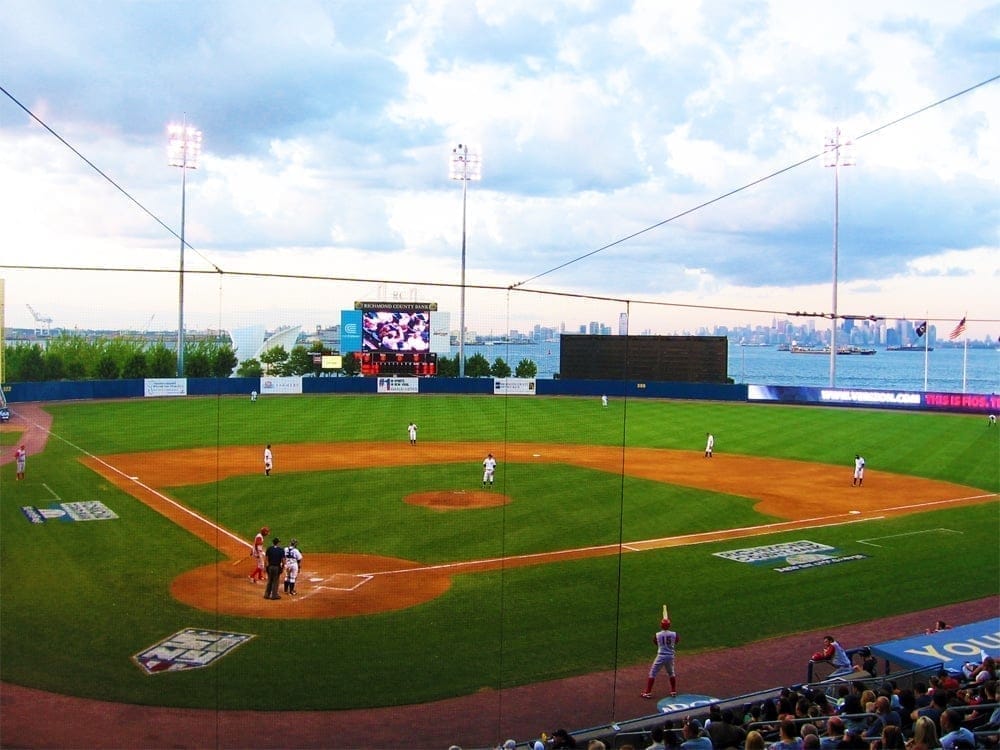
[80,441,991,619]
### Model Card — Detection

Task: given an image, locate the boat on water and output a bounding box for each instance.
[886,344,934,351]
[789,344,876,355]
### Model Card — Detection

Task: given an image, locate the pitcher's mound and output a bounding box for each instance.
[405,490,510,510]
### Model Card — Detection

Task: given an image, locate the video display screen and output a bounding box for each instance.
[362,310,431,352]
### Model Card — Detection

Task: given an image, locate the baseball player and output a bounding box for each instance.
[264,444,273,476]
[643,612,679,699]
[283,539,302,595]
[482,452,497,488]
[704,432,714,458]
[249,526,269,583]
[14,444,26,480]
[601,394,608,408]
[852,454,865,486]
[407,422,418,446]
[250,389,258,402]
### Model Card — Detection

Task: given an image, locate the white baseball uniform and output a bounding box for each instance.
[482,454,497,486]
[283,544,302,594]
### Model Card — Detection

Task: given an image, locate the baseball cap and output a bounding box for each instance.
[503,741,516,750]
[261,526,270,535]
[272,537,280,544]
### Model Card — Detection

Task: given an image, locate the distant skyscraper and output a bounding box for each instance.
[619,313,628,335]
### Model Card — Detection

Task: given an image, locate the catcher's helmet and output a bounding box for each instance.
[261,526,270,535]
[661,618,671,628]
[290,538,298,547]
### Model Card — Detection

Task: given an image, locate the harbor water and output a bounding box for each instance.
[458,343,999,394]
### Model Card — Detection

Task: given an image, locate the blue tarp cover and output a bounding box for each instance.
[869,617,1000,672]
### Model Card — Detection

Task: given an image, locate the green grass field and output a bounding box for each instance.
[0,395,997,710]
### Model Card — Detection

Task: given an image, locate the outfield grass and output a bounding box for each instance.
[0,395,996,710]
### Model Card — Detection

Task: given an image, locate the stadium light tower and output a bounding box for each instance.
[167,120,202,377]
[449,143,481,378]
[823,127,854,387]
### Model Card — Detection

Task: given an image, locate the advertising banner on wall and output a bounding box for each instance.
[747,384,999,414]
[144,378,187,398]
[376,377,419,393]
[494,378,536,395]
[260,377,303,395]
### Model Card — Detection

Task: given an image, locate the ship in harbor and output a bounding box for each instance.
[886,344,934,351]
[789,344,876,355]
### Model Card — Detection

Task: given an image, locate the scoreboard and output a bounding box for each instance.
[358,351,437,376]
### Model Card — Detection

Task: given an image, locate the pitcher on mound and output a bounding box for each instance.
[643,605,678,699]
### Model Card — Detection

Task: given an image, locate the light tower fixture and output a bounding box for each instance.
[167,121,202,377]
[449,143,481,378]
[823,127,854,387]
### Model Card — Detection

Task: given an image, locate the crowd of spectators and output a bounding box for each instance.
[486,648,998,750]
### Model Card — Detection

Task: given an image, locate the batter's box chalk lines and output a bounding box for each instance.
[313,573,373,592]
[857,528,962,547]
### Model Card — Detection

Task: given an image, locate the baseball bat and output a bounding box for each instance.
[662,603,669,620]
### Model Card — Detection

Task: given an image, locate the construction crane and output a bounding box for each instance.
[26,304,53,337]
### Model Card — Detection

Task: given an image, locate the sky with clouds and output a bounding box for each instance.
[1,0,997,341]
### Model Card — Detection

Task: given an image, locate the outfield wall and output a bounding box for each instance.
[3,376,996,414]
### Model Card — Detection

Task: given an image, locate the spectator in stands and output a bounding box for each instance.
[811,636,856,678]
[815,692,836,717]
[895,689,916,736]
[863,696,902,741]
[931,670,960,693]
[938,709,976,750]
[647,727,667,750]
[963,655,997,684]
[821,716,845,750]
[912,683,931,710]
[839,694,869,737]
[663,720,683,750]
[802,735,820,750]
[905,716,940,750]
[800,725,820,742]
[745,731,766,750]
[680,718,713,750]
[587,741,607,750]
[876,725,905,750]
[770,720,804,750]
[551,729,579,749]
[926,620,952,634]
[911,687,948,730]
[708,708,747,750]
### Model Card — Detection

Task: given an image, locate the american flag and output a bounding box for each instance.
[948,316,967,341]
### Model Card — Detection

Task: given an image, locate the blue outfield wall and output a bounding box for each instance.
[3,377,995,414]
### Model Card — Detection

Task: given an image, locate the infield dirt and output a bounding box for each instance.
[80,441,987,620]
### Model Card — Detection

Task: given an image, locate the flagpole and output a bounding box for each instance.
[962,337,968,393]
[923,321,929,391]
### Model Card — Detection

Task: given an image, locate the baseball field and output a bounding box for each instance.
[0,394,997,719]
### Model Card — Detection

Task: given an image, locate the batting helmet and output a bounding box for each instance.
[261,526,270,535]
[290,538,298,547]
[661,618,671,628]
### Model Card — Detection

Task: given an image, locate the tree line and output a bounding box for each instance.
[3,336,539,382]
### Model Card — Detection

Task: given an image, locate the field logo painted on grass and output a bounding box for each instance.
[655,693,720,713]
[133,628,255,675]
[714,539,867,573]
[20,501,118,524]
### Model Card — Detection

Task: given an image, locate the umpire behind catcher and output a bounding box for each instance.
[264,537,285,600]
